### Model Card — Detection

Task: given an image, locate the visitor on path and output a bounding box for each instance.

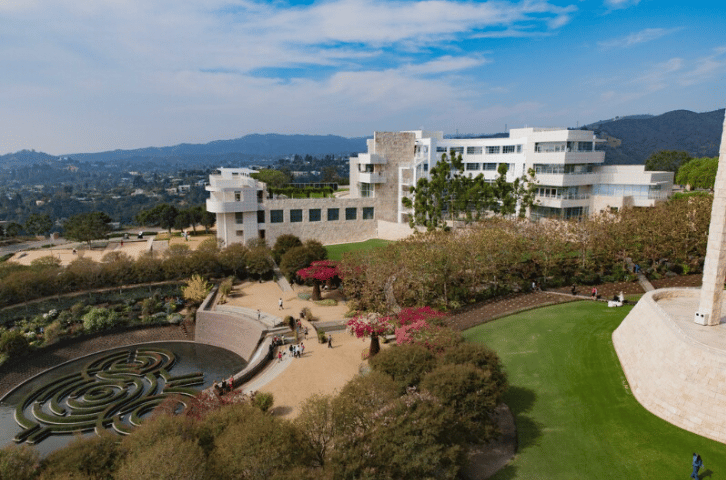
[279,297,283,310]
[691,453,703,479]
[300,343,305,356]
[591,287,598,298]
[571,284,577,295]
[277,351,282,362]
[328,335,333,348]
[257,309,261,322]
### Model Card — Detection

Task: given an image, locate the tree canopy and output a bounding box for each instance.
[676,156,718,189]
[63,211,113,246]
[402,153,535,230]
[24,213,53,237]
[250,169,291,189]
[645,150,692,172]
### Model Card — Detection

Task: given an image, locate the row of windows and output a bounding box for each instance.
[534,141,594,153]
[533,163,594,175]
[436,145,523,154]
[465,163,514,172]
[267,207,375,223]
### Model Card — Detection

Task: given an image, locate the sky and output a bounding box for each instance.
[1,0,724,155]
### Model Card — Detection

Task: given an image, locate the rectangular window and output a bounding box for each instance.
[423,163,429,172]
[362,207,374,219]
[258,229,265,239]
[345,207,357,220]
[360,182,373,198]
[257,210,265,223]
[436,146,447,153]
[466,146,483,155]
[257,190,264,203]
[270,210,283,223]
[465,163,480,171]
[486,146,500,154]
[483,163,497,171]
[450,147,464,155]
[236,230,244,237]
[235,212,244,224]
[578,142,593,152]
[327,208,339,221]
[502,145,515,154]
[309,208,321,222]
[516,145,523,153]
[290,209,302,222]
[234,191,241,201]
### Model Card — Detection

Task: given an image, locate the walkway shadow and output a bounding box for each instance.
[503,385,542,452]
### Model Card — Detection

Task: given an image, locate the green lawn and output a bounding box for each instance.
[325,239,391,261]
[464,301,724,479]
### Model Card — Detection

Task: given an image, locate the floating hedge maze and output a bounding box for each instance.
[13,347,203,444]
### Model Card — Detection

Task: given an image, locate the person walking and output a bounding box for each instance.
[279,297,283,310]
[300,342,305,356]
[691,453,703,479]
[327,335,332,348]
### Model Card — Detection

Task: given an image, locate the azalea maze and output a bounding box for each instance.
[13,347,203,444]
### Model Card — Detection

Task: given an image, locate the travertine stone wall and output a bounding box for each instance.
[372,132,416,223]
[613,288,726,443]
[696,113,726,325]
[263,197,379,246]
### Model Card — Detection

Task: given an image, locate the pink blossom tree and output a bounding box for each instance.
[347,312,394,357]
[297,260,340,301]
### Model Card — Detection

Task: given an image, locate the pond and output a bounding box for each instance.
[0,341,246,456]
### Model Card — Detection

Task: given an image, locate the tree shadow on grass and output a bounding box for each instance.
[503,385,542,452]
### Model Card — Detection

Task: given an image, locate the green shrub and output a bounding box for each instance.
[317,330,327,344]
[82,307,122,332]
[43,320,64,346]
[369,344,437,394]
[0,445,39,480]
[0,329,31,357]
[297,293,312,300]
[252,391,275,413]
[41,433,120,480]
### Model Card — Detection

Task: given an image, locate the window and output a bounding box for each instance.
[257,190,263,203]
[236,230,244,237]
[257,210,265,223]
[345,207,357,220]
[327,208,339,221]
[486,146,500,154]
[516,145,523,153]
[362,207,374,219]
[450,147,464,155]
[270,210,283,223]
[359,164,374,173]
[465,163,480,171]
[309,208,321,222]
[235,212,244,224]
[467,146,483,155]
[577,142,593,152]
[483,163,497,171]
[234,191,241,201]
[423,163,429,172]
[502,145,515,154]
[258,229,265,239]
[290,209,302,222]
[360,182,373,198]
[436,146,447,153]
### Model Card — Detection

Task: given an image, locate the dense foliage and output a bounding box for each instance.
[341,195,711,311]
[676,156,718,189]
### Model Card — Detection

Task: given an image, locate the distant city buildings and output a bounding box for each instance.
[207,127,674,246]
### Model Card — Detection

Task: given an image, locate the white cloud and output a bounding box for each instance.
[678,46,726,87]
[603,0,640,11]
[598,27,682,49]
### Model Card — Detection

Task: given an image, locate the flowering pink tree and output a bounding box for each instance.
[298,260,340,301]
[347,312,394,357]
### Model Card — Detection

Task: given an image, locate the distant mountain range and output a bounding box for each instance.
[1,109,723,169]
[583,108,724,165]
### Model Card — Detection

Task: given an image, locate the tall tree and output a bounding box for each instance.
[644,150,692,172]
[64,211,113,246]
[250,169,291,188]
[24,213,53,237]
[676,157,718,189]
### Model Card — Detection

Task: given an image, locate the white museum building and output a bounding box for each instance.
[207,128,674,246]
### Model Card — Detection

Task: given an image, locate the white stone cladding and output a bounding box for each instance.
[349,129,674,223]
[613,288,726,443]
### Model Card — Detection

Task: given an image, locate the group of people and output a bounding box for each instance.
[277,342,305,361]
[213,376,235,395]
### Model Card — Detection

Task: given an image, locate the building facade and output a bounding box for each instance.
[207,128,674,247]
[348,129,674,223]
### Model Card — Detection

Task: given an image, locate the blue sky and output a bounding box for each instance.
[1,0,724,155]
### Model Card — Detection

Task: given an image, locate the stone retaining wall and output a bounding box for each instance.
[613,288,726,443]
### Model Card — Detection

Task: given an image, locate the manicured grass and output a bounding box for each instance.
[325,239,391,261]
[464,301,724,479]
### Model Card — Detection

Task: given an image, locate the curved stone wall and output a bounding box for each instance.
[613,288,726,443]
